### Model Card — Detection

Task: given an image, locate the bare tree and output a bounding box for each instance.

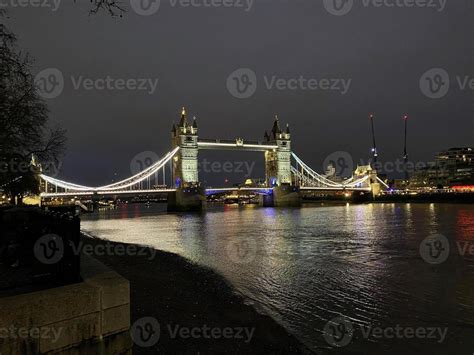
[0,15,67,203]
[85,0,126,17]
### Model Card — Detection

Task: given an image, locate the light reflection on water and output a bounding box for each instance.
[82,203,474,353]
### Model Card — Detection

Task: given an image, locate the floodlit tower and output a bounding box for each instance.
[171,107,199,187]
[265,115,292,186]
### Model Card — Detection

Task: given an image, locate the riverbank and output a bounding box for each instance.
[302,192,474,204]
[80,234,309,354]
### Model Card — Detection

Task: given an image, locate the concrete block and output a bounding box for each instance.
[39,312,101,353]
[102,305,130,336]
[85,271,130,310]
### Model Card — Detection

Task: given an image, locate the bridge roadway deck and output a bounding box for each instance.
[40,186,371,199]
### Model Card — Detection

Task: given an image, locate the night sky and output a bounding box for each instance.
[4,0,473,186]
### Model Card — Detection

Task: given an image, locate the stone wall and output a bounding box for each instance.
[0,255,132,354]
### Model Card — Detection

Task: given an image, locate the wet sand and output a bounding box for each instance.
[81,235,309,354]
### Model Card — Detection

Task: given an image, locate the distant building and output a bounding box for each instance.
[409,147,473,188]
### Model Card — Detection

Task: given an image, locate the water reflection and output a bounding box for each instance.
[82,203,474,353]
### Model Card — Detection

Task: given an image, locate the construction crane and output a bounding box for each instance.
[403,114,409,181]
[369,113,378,165]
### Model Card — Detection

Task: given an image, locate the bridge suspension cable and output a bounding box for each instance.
[291,152,372,189]
[40,147,180,193]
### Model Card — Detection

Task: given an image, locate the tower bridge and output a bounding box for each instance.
[38,108,388,211]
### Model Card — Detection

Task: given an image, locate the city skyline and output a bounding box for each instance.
[3,1,472,185]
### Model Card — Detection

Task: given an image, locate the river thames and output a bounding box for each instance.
[82,203,474,353]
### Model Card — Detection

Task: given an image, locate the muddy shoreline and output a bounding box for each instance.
[81,234,311,354]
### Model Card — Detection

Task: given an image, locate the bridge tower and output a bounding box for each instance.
[265,116,292,186]
[264,116,301,206]
[171,107,199,187]
[168,108,204,211]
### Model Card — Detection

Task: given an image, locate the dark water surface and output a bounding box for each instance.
[82,203,474,354]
